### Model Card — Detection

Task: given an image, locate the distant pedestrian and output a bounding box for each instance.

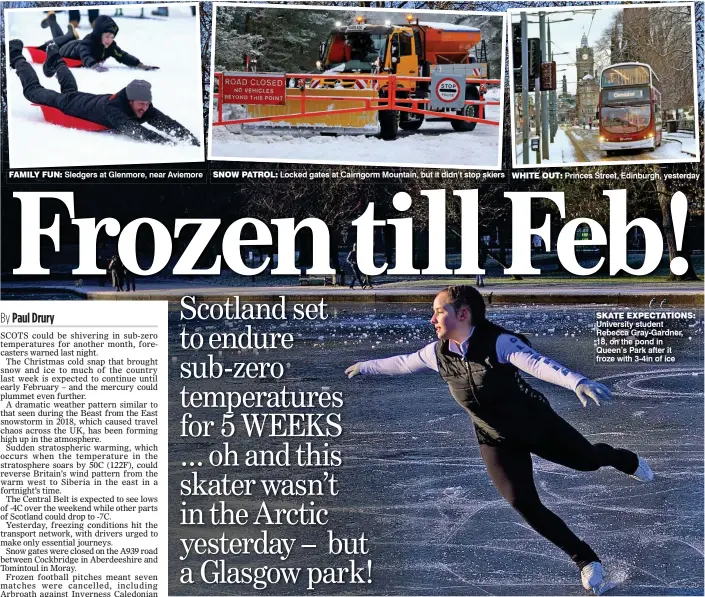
[108,255,124,291]
[347,243,365,289]
[476,241,488,288]
[588,117,593,130]
[124,266,136,292]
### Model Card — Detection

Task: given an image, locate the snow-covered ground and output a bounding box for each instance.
[210,87,502,169]
[664,131,699,157]
[515,126,700,166]
[515,128,577,165]
[5,5,204,168]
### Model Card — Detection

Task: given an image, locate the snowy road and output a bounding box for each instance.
[565,128,696,164]
[515,127,698,166]
[5,5,204,168]
[210,88,502,169]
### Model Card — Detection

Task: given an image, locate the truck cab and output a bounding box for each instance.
[318,24,419,90]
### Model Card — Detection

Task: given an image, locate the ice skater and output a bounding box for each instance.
[39,13,157,72]
[345,285,654,595]
[8,40,200,146]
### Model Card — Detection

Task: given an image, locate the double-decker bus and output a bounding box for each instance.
[598,62,662,154]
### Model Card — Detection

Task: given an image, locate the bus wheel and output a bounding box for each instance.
[379,110,399,140]
[451,85,479,132]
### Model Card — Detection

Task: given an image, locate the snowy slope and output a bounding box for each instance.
[210,87,502,169]
[5,5,204,168]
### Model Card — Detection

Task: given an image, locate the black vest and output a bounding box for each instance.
[435,320,553,445]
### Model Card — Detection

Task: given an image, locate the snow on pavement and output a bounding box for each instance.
[211,88,501,169]
[5,5,204,168]
[664,132,699,158]
[515,127,578,165]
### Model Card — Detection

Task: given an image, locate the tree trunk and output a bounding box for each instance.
[656,177,699,281]
[497,226,522,280]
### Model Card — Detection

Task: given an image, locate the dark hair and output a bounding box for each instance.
[439,285,486,324]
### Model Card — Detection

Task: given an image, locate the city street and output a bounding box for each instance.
[516,127,697,165]
[510,4,698,167]
[565,128,696,164]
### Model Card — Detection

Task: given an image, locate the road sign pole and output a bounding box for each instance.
[521,12,529,165]
[535,82,541,163]
[548,21,555,143]
[539,11,549,160]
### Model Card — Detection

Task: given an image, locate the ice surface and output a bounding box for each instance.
[168,305,703,595]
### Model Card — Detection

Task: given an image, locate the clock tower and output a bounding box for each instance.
[575,33,599,124]
[575,33,594,80]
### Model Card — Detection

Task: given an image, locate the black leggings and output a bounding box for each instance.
[14,57,77,109]
[480,412,638,570]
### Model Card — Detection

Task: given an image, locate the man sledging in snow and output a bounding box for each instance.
[39,12,157,72]
[8,40,199,146]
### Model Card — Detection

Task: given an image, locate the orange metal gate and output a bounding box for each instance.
[212,72,501,128]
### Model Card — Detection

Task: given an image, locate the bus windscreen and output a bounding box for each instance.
[601,65,650,88]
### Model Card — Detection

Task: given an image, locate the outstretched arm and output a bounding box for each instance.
[111,43,141,67]
[145,108,200,145]
[345,341,438,378]
[496,334,610,406]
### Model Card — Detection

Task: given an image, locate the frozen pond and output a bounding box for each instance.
[169,303,703,595]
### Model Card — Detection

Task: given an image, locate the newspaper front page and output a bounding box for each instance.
[0,1,703,596]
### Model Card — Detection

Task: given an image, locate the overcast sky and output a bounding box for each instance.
[512,7,621,94]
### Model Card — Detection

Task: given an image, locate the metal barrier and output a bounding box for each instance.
[213,72,501,129]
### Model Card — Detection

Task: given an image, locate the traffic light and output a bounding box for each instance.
[528,38,541,79]
[512,23,522,69]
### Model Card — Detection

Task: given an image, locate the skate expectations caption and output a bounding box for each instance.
[12,189,690,277]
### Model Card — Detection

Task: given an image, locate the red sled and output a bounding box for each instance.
[32,104,109,131]
[25,46,83,67]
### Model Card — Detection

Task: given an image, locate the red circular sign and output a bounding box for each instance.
[435,77,461,103]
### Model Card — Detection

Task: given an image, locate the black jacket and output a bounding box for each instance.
[56,87,196,144]
[58,16,140,68]
[435,320,553,446]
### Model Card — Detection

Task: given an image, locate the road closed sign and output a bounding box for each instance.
[430,73,466,109]
[221,73,286,105]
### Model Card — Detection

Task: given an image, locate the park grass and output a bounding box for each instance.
[380,275,704,288]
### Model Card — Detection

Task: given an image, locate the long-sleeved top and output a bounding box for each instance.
[54,87,197,145]
[359,330,586,392]
[58,16,141,68]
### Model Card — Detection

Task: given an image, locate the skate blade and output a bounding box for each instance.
[592,580,617,595]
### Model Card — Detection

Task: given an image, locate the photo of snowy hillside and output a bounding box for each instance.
[5,4,205,168]
[209,4,504,169]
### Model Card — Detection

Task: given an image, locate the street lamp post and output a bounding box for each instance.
[521,12,529,165]
[526,16,574,150]
[548,22,554,143]
[539,12,549,161]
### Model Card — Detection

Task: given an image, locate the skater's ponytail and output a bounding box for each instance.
[440,285,486,325]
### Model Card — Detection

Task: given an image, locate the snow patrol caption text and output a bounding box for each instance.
[211,170,506,181]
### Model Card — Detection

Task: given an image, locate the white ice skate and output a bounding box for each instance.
[581,562,617,595]
[630,456,655,482]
